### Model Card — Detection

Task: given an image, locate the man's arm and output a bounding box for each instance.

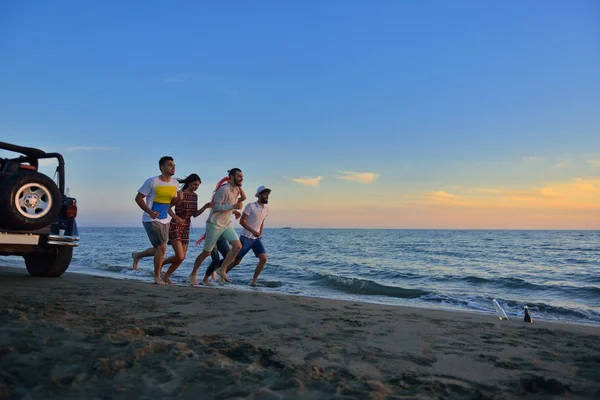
[258,219,265,238]
[212,187,242,211]
[238,187,247,202]
[135,192,159,219]
[239,213,260,237]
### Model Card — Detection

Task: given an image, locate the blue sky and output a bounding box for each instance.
[1,1,599,228]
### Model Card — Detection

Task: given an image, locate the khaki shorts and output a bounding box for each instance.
[143,221,169,247]
[203,223,239,252]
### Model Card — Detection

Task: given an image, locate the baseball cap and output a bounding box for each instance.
[255,185,271,197]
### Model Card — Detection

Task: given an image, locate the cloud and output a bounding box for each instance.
[164,74,189,84]
[273,177,600,229]
[554,162,566,169]
[404,190,471,207]
[473,187,552,199]
[336,171,380,184]
[411,178,600,211]
[424,191,461,202]
[588,159,600,168]
[291,176,323,187]
[65,146,114,152]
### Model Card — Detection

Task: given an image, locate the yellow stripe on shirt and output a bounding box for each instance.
[154,185,177,204]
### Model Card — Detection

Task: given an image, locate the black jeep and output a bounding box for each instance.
[0,141,79,277]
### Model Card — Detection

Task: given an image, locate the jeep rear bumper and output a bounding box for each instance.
[0,232,80,248]
[46,234,80,246]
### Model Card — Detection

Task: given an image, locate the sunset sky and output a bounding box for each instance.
[1,1,599,229]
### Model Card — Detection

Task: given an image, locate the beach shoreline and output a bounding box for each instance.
[1,265,599,399]
[30,262,600,329]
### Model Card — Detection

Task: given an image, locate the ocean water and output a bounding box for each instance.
[2,228,599,325]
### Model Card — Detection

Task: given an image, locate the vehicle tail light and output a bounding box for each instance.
[65,205,77,219]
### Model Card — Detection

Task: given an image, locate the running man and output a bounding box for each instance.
[226,185,271,286]
[132,156,179,285]
[189,168,245,286]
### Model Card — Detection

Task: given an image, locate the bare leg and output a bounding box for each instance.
[226,258,241,273]
[216,240,241,283]
[132,248,154,271]
[161,255,178,269]
[153,244,167,285]
[250,254,268,286]
[163,241,187,284]
[190,250,211,286]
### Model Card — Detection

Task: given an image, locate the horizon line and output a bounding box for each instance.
[76,226,600,231]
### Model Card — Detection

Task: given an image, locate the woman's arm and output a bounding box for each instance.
[194,202,213,218]
[169,207,183,225]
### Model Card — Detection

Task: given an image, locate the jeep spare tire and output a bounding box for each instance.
[0,171,61,230]
[0,172,9,187]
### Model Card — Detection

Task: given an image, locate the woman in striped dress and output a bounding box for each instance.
[162,174,211,284]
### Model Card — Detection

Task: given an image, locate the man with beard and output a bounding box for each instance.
[226,185,271,286]
[132,156,180,285]
[189,168,245,286]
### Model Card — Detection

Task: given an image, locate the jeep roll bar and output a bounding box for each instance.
[0,141,66,195]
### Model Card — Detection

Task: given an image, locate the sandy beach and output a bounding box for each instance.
[1,266,599,399]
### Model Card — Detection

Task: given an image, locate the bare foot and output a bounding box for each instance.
[163,276,175,285]
[250,280,257,287]
[202,277,211,286]
[189,273,198,286]
[154,277,167,285]
[211,272,217,281]
[132,252,139,271]
[217,268,231,283]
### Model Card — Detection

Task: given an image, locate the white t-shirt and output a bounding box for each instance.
[138,176,178,224]
[240,202,269,239]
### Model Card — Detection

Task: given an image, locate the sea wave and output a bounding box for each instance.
[419,293,600,324]
[429,275,600,299]
[311,272,429,299]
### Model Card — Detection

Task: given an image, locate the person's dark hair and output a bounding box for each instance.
[228,168,242,179]
[177,173,201,191]
[159,156,174,168]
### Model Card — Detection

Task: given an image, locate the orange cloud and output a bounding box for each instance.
[423,191,462,202]
[291,176,323,187]
[411,178,600,211]
[336,171,380,184]
[269,177,600,229]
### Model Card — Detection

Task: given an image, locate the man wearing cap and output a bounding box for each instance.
[226,185,271,286]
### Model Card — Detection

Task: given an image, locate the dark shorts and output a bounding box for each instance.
[143,221,169,247]
[237,236,266,260]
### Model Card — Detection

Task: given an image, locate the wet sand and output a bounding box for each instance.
[1,265,599,399]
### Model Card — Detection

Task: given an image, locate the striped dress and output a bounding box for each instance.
[168,192,197,244]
